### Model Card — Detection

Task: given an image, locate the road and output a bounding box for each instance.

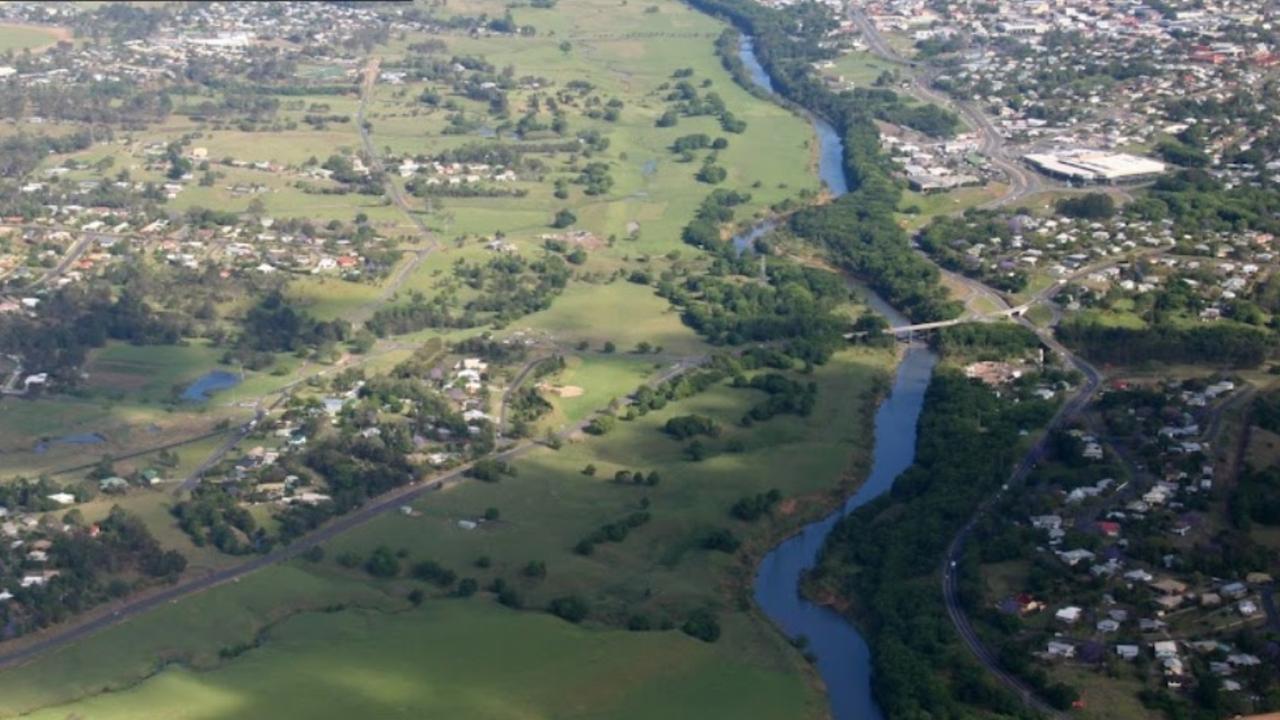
[846,7,1107,713]
[353,56,437,322]
[497,353,558,439]
[941,316,1100,720]
[848,7,1046,208]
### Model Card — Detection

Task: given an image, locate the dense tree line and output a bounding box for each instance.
[790,196,960,322]
[1057,321,1271,368]
[659,260,850,363]
[807,370,1056,718]
[2,507,186,638]
[734,372,816,424]
[0,283,187,384]
[241,291,350,353]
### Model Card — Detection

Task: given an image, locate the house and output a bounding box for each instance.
[1055,606,1083,624]
[1116,644,1140,660]
[1237,600,1259,617]
[1152,641,1179,659]
[46,492,75,506]
[99,476,129,492]
[1149,578,1188,595]
[1058,548,1095,566]
[1097,618,1120,633]
[1220,581,1248,599]
[1046,641,1076,659]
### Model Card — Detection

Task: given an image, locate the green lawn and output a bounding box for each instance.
[373,0,818,270]
[536,353,662,429]
[0,344,890,719]
[18,602,818,720]
[323,345,893,623]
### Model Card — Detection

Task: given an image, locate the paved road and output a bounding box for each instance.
[848,7,1046,208]
[497,353,558,438]
[941,317,1100,720]
[846,7,1106,713]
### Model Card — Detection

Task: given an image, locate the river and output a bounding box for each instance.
[738,35,939,720]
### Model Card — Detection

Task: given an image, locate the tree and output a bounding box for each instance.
[364,545,400,578]
[551,208,577,228]
[682,608,721,642]
[549,595,589,623]
[1056,192,1115,220]
[584,415,616,435]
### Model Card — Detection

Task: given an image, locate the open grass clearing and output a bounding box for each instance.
[0,23,68,52]
[501,280,710,358]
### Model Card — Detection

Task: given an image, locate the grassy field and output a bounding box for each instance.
[321,344,893,628]
[535,353,663,429]
[0,0,894,717]
[897,183,1006,232]
[0,23,67,52]
[501,280,710,357]
[18,601,818,720]
[83,342,229,403]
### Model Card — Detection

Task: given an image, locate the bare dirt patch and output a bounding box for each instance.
[538,383,585,398]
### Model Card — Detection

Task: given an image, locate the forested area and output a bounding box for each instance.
[807,370,1056,719]
[1058,321,1271,368]
[659,258,850,364]
[932,323,1041,360]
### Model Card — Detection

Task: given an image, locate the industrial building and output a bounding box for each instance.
[1024,150,1166,184]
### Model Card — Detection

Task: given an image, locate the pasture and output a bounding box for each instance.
[17,601,821,720]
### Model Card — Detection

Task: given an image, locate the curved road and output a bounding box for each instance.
[850,6,1099,714]
[848,7,1045,208]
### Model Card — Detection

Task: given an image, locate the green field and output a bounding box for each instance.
[0,23,65,52]
[503,281,710,357]
[320,344,893,626]
[18,601,817,720]
[0,0,894,717]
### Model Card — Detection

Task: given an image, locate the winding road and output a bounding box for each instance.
[850,6,1100,715]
